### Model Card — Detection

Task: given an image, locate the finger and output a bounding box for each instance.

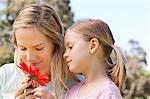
[15,93,25,99]
[15,81,32,97]
[33,88,55,99]
[25,94,36,99]
[15,89,27,99]
[34,91,42,98]
[26,88,34,97]
[33,88,46,98]
[34,92,55,99]
[31,81,38,88]
[21,77,31,84]
[24,77,31,83]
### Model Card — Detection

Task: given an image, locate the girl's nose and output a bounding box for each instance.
[63,51,68,59]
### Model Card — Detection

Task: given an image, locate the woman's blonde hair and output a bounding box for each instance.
[12,3,79,98]
[66,19,127,89]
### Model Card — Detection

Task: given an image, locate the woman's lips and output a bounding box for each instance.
[29,62,41,67]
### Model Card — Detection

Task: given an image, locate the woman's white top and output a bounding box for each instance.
[0,63,74,99]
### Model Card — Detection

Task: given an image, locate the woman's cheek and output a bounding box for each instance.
[18,51,27,62]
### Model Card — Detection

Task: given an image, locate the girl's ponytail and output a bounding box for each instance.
[109,45,127,89]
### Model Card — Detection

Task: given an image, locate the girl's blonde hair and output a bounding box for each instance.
[66,19,126,89]
[12,3,79,98]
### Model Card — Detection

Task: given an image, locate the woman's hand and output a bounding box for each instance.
[24,88,35,99]
[32,87,55,99]
[15,80,32,99]
[15,77,55,99]
[15,77,37,99]
[23,87,55,99]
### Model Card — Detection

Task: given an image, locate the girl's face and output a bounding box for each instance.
[64,31,91,73]
[15,27,53,76]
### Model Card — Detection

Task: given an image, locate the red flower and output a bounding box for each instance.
[18,62,48,86]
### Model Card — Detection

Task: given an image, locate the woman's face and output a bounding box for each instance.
[15,27,53,76]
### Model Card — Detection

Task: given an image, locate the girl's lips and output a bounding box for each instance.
[66,60,72,66]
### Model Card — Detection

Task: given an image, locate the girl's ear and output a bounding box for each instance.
[89,38,99,54]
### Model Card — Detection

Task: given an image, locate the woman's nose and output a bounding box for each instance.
[26,51,36,63]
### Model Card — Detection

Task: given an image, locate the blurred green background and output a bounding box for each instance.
[0,0,149,99]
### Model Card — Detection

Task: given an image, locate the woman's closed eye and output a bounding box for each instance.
[35,47,44,51]
[20,47,27,51]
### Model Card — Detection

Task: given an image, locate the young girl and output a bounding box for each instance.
[63,19,126,99]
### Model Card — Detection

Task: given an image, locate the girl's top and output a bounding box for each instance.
[65,78,123,99]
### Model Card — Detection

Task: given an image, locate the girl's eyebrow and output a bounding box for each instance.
[65,41,73,46]
[64,42,68,47]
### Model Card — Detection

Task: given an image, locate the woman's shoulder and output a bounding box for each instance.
[0,63,23,98]
[0,63,17,74]
[0,63,16,87]
[0,63,18,83]
[0,63,16,67]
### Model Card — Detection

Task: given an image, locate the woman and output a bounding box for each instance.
[0,3,79,99]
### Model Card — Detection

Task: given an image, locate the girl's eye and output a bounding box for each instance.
[69,46,73,49]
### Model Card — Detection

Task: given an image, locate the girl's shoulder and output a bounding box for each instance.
[65,80,83,99]
[66,74,84,89]
[97,80,122,98]
[62,75,84,99]
[69,81,82,90]
[100,80,120,92]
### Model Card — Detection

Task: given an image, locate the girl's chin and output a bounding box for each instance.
[69,66,78,73]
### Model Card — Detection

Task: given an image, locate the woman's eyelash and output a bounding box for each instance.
[20,47,44,51]
[36,47,43,50]
[21,48,26,51]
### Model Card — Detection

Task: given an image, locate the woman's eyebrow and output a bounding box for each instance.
[17,43,45,47]
[33,43,45,47]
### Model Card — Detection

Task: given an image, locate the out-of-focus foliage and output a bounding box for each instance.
[110,39,149,98]
[0,0,149,98]
[122,40,150,99]
[0,43,14,65]
[0,0,73,66]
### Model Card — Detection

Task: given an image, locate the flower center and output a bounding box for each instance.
[29,74,37,80]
